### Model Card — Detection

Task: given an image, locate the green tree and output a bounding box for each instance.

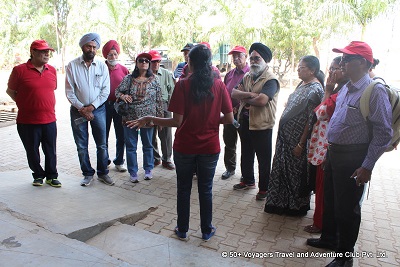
[267,0,314,74]
[53,0,70,73]
[315,0,397,40]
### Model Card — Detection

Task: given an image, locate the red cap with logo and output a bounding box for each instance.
[200,42,211,49]
[332,41,373,63]
[148,50,162,61]
[228,45,247,55]
[30,40,55,52]
[136,52,152,61]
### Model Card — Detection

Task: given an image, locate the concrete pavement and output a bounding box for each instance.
[0,81,399,266]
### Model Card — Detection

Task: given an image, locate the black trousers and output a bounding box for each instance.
[222,119,238,172]
[321,143,368,256]
[238,118,272,191]
[17,122,58,180]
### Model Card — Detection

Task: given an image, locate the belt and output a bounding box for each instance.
[327,142,369,152]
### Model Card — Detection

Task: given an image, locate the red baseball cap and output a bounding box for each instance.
[148,50,162,61]
[136,52,152,61]
[228,45,247,55]
[332,41,373,63]
[30,40,55,52]
[200,42,211,49]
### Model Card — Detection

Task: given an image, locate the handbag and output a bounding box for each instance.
[114,101,130,116]
[114,74,134,116]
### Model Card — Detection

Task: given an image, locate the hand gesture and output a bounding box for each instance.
[325,72,337,94]
[120,94,132,103]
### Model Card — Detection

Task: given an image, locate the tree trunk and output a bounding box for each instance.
[312,36,320,59]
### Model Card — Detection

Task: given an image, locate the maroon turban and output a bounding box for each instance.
[102,40,120,58]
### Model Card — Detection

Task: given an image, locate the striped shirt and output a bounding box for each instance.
[328,74,392,170]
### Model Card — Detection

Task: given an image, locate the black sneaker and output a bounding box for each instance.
[32,178,44,186]
[233,182,256,190]
[256,191,267,200]
[46,178,62,188]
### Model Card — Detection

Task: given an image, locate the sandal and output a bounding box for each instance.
[304,224,321,233]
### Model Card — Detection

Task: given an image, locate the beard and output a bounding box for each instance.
[83,50,95,61]
[250,62,267,76]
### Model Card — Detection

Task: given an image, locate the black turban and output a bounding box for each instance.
[249,42,272,63]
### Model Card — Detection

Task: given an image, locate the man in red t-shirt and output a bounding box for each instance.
[7,40,61,187]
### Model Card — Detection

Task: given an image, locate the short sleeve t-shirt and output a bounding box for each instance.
[168,78,232,154]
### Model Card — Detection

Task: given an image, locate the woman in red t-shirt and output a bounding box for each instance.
[127,44,233,241]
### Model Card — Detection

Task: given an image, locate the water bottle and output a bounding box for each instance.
[232,119,240,128]
[74,117,87,125]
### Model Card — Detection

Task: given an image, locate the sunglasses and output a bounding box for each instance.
[34,49,51,54]
[151,60,161,63]
[341,55,364,63]
[137,58,150,64]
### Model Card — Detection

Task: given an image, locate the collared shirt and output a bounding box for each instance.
[224,64,250,108]
[65,56,110,109]
[174,62,186,79]
[8,60,57,124]
[328,74,392,170]
[156,67,175,101]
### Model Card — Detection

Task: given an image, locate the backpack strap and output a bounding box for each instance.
[359,80,382,121]
[372,76,386,84]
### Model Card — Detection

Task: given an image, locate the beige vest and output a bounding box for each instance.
[237,67,279,130]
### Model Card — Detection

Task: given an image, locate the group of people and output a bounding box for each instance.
[215,41,392,266]
[7,35,393,263]
[7,33,177,188]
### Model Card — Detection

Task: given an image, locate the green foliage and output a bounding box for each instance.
[266,0,314,72]
[0,0,397,70]
[314,0,396,39]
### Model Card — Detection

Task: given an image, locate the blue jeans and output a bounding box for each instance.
[174,151,219,234]
[105,101,125,165]
[70,105,109,176]
[124,126,154,175]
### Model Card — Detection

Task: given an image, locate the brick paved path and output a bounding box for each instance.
[1,74,399,266]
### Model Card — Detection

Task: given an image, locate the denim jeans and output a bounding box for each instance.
[105,101,125,165]
[124,126,154,175]
[174,151,219,234]
[70,105,109,176]
[17,122,58,180]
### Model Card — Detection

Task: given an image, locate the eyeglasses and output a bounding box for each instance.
[329,67,341,72]
[341,55,363,63]
[232,54,245,60]
[137,58,150,63]
[249,56,262,62]
[34,49,51,54]
[151,60,161,63]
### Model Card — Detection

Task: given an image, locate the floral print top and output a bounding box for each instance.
[115,74,163,126]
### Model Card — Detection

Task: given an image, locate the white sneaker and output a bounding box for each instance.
[144,170,153,180]
[115,164,127,172]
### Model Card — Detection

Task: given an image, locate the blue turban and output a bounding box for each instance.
[79,33,101,49]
